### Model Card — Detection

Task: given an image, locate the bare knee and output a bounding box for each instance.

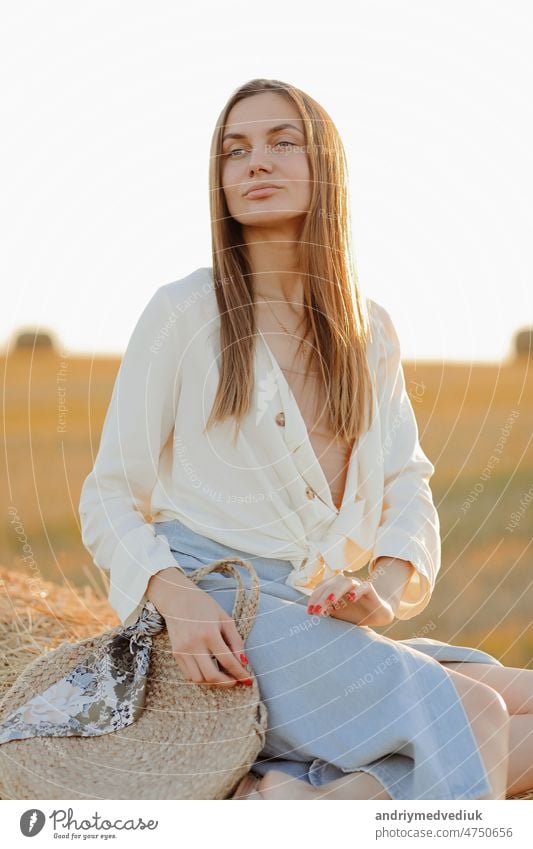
[446,671,510,800]
[446,668,510,735]
[473,684,510,733]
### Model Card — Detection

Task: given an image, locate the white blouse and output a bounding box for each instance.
[279,363,353,511]
[259,326,353,512]
[79,267,440,628]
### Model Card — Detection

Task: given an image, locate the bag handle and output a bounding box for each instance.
[185,557,261,641]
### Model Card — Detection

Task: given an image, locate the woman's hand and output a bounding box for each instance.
[306,573,395,627]
[146,567,253,688]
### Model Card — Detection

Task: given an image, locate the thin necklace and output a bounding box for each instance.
[256,293,306,344]
[256,294,320,378]
[259,295,318,376]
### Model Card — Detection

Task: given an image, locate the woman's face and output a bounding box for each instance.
[220,91,312,233]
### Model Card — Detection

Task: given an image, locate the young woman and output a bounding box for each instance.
[78,79,533,800]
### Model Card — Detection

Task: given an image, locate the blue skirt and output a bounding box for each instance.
[153,518,502,800]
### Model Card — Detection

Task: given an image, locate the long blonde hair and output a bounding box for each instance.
[206,78,375,447]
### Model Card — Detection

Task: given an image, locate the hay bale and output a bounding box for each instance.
[514,328,533,359]
[13,330,56,352]
[0,564,531,800]
[510,789,533,800]
[0,565,117,709]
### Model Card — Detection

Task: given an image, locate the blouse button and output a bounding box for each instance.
[305,485,316,500]
[275,411,285,427]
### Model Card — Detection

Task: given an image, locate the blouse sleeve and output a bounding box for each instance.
[367,302,441,620]
[78,284,186,628]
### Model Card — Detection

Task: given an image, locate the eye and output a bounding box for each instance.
[274,139,296,151]
[225,140,297,158]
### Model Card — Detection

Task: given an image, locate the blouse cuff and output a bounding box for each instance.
[367,528,434,620]
[107,523,186,628]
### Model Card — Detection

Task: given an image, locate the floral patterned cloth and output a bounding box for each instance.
[0,601,165,744]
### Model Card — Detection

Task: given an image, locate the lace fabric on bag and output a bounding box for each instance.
[0,602,165,744]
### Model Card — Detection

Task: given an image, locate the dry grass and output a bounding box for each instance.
[2,353,532,666]
[0,564,531,800]
[0,564,117,707]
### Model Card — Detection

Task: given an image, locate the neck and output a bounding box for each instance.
[243,226,304,303]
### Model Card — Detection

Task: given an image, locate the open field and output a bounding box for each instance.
[2,350,532,668]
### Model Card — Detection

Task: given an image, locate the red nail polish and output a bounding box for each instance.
[243,678,253,686]
[327,593,336,601]
[315,605,322,613]
[308,605,314,614]
[240,653,248,664]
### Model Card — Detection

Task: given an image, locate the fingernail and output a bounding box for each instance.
[243,678,253,686]
[240,653,248,665]
[308,605,314,614]
[314,605,322,613]
[347,591,356,601]
[326,593,336,601]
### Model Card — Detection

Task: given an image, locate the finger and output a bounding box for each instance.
[306,589,322,613]
[307,575,347,613]
[319,578,353,614]
[211,630,253,683]
[177,655,213,685]
[344,584,388,620]
[220,617,250,670]
[323,578,368,616]
[344,579,371,603]
[195,650,242,688]
[306,575,346,610]
[314,576,358,615]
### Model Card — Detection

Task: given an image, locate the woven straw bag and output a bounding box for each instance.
[0,557,268,800]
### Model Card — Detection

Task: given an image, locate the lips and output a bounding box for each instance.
[244,183,281,197]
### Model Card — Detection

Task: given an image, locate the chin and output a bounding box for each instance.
[234,209,305,227]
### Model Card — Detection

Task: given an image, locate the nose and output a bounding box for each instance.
[247,144,273,176]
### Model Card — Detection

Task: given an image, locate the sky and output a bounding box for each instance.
[1,0,532,363]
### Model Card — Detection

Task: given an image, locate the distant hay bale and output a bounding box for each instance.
[13,329,56,352]
[514,328,533,359]
[0,565,531,800]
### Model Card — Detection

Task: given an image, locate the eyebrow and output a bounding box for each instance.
[221,122,305,143]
